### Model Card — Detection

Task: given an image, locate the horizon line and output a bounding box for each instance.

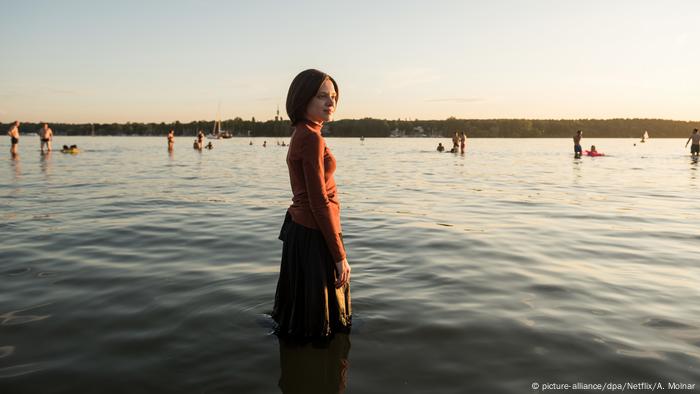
[3,116,700,125]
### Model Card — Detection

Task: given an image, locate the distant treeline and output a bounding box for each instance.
[2,117,698,138]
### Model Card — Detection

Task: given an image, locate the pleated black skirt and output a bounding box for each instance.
[272,211,352,338]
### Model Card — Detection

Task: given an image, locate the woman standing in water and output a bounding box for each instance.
[272,69,352,339]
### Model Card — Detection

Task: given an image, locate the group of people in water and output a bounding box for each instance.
[166,128,288,151]
[6,121,700,160]
[574,130,605,159]
[436,131,468,153]
[430,128,699,159]
[574,128,699,158]
[248,140,286,147]
[573,130,604,157]
[5,121,80,156]
[173,130,284,151]
[190,130,212,151]
[573,129,604,157]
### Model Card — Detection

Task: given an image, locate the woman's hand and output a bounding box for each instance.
[334,258,351,288]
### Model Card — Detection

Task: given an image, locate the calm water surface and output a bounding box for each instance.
[1,137,699,393]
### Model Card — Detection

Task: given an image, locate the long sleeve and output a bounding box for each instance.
[300,132,346,262]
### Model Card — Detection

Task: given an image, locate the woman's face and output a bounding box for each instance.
[305,78,337,124]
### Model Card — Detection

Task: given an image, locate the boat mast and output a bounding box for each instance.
[214,101,222,135]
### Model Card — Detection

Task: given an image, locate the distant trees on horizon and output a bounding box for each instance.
[2,117,697,138]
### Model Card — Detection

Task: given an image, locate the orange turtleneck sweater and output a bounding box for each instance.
[286,120,346,262]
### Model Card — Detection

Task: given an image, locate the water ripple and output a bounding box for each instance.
[0,363,44,379]
[0,303,52,326]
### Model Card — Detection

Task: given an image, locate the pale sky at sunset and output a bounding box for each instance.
[1,0,698,123]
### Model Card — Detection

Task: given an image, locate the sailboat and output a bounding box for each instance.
[640,130,649,143]
[208,103,233,139]
[208,120,222,140]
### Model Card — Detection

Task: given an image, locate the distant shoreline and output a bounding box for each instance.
[3,118,698,138]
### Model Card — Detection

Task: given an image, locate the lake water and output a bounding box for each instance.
[1,136,699,393]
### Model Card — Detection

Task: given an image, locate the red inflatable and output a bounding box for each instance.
[584,150,605,157]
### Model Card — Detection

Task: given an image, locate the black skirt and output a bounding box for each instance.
[272,211,351,338]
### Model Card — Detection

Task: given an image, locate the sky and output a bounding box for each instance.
[1,0,699,123]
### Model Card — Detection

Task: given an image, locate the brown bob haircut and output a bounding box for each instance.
[286,69,339,125]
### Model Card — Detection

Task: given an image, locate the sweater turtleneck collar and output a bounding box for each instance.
[298,119,322,133]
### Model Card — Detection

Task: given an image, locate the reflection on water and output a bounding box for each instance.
[40,151,52,177]
[690,157,698,185]
[0,303,52,326]
[572,158,582,185]
[9,156,21,180]
[278,334,350,394]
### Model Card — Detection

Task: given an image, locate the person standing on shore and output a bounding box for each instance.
[573,130,583,158]
[167,129,175,151]
[685,128,699,157]
[7,121,20,156]
[272,69,352,339]
[38,123,53,153]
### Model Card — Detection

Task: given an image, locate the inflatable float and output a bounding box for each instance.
[584,150,604,157]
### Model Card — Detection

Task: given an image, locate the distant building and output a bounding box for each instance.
[389,128,406,138]
[412,126,427,137]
